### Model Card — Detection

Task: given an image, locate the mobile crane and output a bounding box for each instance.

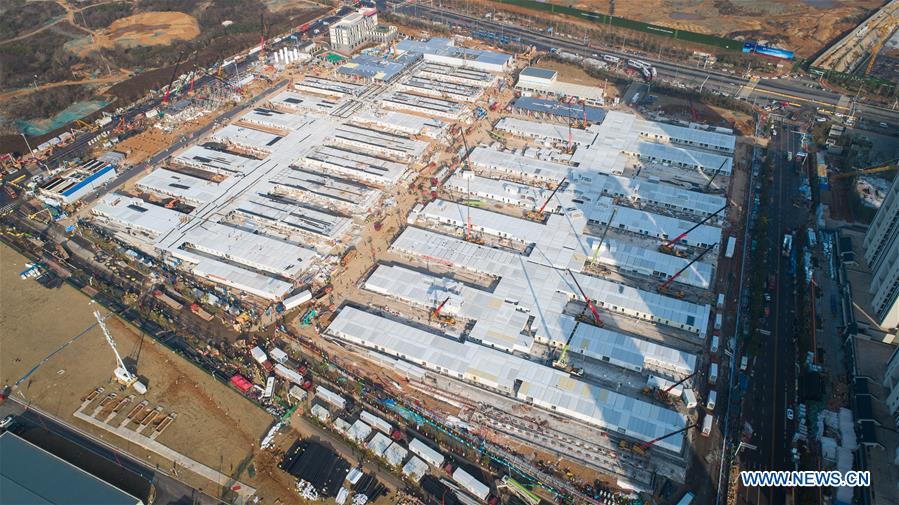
[658,205,727,256]
[430,296,456,325]
[657,243,718,298]
[526,177,566,221]
[621,422,698,455]
[566,269,603,327]
[94,311,147,394]
[162,51,187,105]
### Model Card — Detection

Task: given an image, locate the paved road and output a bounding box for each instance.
[737,118,805,505]
[394,2,899,126]
[1,396,224,505]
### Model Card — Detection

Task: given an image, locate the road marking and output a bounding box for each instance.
[737,76,760,99]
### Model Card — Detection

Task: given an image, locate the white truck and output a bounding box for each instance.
[701,414,714,437]
[706,389,717,411]
[709,363,719,385]
[682,388,698,409]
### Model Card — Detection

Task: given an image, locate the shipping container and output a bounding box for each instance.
[282,290,313,311]
[724,236,736,258]
[270,347,288,364]
[315,385,347,410]
[452,467,490,501]
[409,437,445,468]
[274,363,304,386]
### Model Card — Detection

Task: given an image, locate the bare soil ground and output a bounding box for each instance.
[67,11,201,57]
[0,242,297,501]
[487,0,882,57]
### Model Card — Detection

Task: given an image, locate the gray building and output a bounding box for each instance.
[0,431,144,505]
[863,175,899,329]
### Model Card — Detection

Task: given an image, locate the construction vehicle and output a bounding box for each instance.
[74,119,98,132]
[162,51,187,105]
[566,269,603,327]
[645,371,697,401]
[551,336,583,376]
[830,159,897,179]
[865,15,897,75]
[703,158,730,192]
[658,205,727,256]
[526,177,566,221]
[657,243,717,298]
[621,422,698,456]
[431,296,456,325]
[94,311,147,394]
[589,209,616,266]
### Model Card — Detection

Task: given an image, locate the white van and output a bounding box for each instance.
[709,363,719,385]
[710,336,720,354]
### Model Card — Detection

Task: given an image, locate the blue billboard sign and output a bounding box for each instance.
[742,41,794,60]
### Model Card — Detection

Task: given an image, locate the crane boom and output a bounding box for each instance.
[639,423,697,450]
[94,311,126,372]
[94,311,147,394]
[704,158,730,191]
[663,205,727,249]
[566,269,603,326]
[162,51,187,104]
[659,242,718,291]
[663,371,696,394]
[537,177,567,216]
[589,209,617,265]
[433,296,451,318]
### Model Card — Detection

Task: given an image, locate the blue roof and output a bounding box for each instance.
[0,432,142,505]
[512,97,607,123]
[396,38,511,66]
[337,54,419,81]
[62,164,114,197]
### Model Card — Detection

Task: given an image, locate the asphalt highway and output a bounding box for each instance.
[395,3,899,126]
[737,118,804,505]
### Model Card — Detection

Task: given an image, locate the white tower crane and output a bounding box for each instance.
[93,311,147,394]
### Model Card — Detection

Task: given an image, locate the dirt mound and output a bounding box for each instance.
[70,11,200,57]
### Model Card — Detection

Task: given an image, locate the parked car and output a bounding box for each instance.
[786,408,794,421]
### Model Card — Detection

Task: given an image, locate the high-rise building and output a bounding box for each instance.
[329,8,396,53]
[863,175,899,329]
[885,346,899,421]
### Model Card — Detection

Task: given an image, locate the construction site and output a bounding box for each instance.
[1,9,751,504]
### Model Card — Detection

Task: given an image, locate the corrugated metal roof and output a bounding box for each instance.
[0,432,143,505]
